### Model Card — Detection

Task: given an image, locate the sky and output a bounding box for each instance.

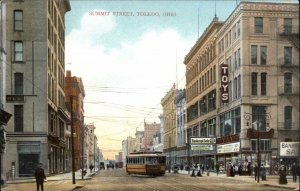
[64,0,297,160]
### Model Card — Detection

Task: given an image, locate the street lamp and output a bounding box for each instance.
[244,111,271,183]
[70,96,76,184]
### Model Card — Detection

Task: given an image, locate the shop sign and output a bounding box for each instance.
[191,144,214,151]
[217,142,240,154]
[191,137,216,145]
[280,142,299,157]
[220,64,229,103]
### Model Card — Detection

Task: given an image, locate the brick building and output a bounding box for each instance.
[65,70,85,170]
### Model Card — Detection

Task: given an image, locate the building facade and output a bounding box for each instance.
[161,84,177,167]
[65,71,85,171]
[185,17,221,169]
[184,2,299,173]
[175,89,187,164]
[4,0,71,178]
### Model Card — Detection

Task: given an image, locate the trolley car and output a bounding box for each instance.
[126,151,166,176]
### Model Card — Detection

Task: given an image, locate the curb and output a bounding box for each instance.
[71,185,85,191]
[263,183,298,190]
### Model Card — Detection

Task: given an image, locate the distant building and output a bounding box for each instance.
[143,121,160,151]
[135,129,144,152]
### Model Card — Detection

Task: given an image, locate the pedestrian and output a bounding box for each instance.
[261,164,266,181]
[216,162,220,176]
[201,164,205,174]
[89,164,94,173]
[247,162,252,176]
[34,163,46,191]
[291,162,298,182]
[254,164,258,181]
[238,164,242,176]
[191,164,196,177]
[230,164,235,177]
[180,163,184,172]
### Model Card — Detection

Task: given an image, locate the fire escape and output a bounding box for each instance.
[278,24,299,132]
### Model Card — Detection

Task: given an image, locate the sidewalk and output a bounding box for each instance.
[1,169,99,191]
[176,169,300,190]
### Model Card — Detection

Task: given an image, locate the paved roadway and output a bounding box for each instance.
[74,168,298,191]
[2,168,299,191]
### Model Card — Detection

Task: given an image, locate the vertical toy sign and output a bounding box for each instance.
[220,64,229,103]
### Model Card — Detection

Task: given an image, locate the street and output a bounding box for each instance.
[74,168,294,191]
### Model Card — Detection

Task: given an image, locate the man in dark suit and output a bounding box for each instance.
[34,163,46,191]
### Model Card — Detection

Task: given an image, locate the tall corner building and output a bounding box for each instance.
[5,0,71,178]
[185,2,299,172]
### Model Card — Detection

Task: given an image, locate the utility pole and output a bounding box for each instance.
[94,135,96,173]
[81,123,84,180]
[70,96,76,184]
[168,136,171,173]
[187,137,190,175]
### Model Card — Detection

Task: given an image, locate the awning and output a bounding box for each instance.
[0,108,12,125]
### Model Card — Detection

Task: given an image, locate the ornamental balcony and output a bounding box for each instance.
[246,128,274,139]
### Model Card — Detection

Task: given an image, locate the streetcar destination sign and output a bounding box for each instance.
[191,137,216,144]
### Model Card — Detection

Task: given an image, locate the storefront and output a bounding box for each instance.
[216,142,240,170]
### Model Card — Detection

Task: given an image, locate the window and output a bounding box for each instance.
[234,51,238,69]
[208,90,216,111]
[234,108,241,134]
[200,96,207,115]
[260,46,267,65]
[284,106,292,129]
[284,18,292,34]
[251,139,271,151]
[14,10,23,31]
[261,72,267,96]
[237,48,240,67]
[193,125,199,137]
[50,113,56,133]
[251,45,257,65]
[14,73,23,95]
[237,20,240,37]
[208,118,216,136]
[251,72,257,95]
[14,41,23,62]
[237,75,241,98]
[284,73,292,94]
[255,17,263,33]
[252,106,267,131]
[284,47,292,65]
[233,77,237,99]
[14,105,24,132]
[224,114,232,136]
[200,121,207,137]
[233,25,236,39]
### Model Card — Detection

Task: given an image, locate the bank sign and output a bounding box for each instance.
[280,142,299,157]
[220,64,229,103]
